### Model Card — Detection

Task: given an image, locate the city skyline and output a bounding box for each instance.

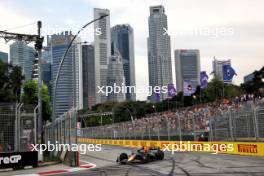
[0,0,263,100]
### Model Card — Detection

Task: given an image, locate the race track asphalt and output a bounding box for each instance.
[59,145,264,176]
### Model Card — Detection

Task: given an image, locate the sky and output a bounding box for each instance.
[0,0,263,100]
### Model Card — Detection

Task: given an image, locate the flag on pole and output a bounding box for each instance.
[167,83,177,97]
[223,65,237,81]
[183,80,196,96]
[200,71,209,89]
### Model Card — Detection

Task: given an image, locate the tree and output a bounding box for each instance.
[0,60,24,102]
[241,66,264,95]
[204,76,224,102]
[224,84,243,99]
[22,80,51,122]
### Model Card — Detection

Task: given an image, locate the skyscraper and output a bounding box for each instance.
[212,58,231,83]
[111,24,136,101]
[107,49,126,102]
[175,49,201,92]
[0,51,8,63]
[147,5,173,101]
[82,44,96,109]
[94,8,111,104]
[49,31,83,118]
[10,41,35,81]
[42,46,52,96]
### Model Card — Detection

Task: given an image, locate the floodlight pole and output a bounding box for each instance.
[51,15,109,150]
[37,21,43,145]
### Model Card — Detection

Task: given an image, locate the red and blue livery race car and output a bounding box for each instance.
[116,147,164,164]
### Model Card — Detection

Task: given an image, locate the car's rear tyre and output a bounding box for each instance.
[155,150,164,160]
[141,155,150,164]
[119,153,128,164]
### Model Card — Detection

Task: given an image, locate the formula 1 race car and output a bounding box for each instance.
[116,147,164,164]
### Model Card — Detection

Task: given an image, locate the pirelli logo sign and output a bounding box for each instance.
[238,144,258,153]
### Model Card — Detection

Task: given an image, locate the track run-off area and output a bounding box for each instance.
[59,144,264,176]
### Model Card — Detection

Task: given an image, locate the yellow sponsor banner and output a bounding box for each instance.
[77,138,264,157]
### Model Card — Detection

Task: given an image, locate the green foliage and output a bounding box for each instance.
[22,80,51,122]
[203,76,224,101]
[224,84,243,99]
[83,113,113,127]
[80,75,248,127]
[0,60,24,102]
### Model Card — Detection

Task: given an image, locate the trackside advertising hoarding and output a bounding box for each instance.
[0,151,38,169]
[78,138,264,157]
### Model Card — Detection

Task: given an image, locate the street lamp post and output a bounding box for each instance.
[125,107,135,124]
[51,15,108,151]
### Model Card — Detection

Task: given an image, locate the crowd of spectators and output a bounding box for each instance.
[92,94,264,138]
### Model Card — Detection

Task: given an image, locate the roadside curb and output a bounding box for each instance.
[14,163,96,176]
[38,161,61,167]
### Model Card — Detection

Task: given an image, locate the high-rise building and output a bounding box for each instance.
[147,5,173,101]
[10,41,35,81]
[212,58,231,83]
[244,73,254,83]
[94,8,111,104]
[42,46,52,96]
[175,49,201,92]
[0,51,8,63]
[82,44,96,109]
[107,47,125,102]
[111,24,136,101]
[48,31,83,118]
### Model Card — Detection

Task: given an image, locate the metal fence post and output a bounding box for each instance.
[147,119,151,140]
[33,105,38,144]
[177,113,182,141]
[166,116,170,141]
[17,103,23,151]
[228,109,234,141]
[253,106,260,141]
[141,127,144,140]
[192,113,195,141]
[209,114,213,141]
[157,125,160,141]
[15,103,20,151]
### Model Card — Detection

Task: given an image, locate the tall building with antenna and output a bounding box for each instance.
[147,5,173,102]
[94,8,111,104]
